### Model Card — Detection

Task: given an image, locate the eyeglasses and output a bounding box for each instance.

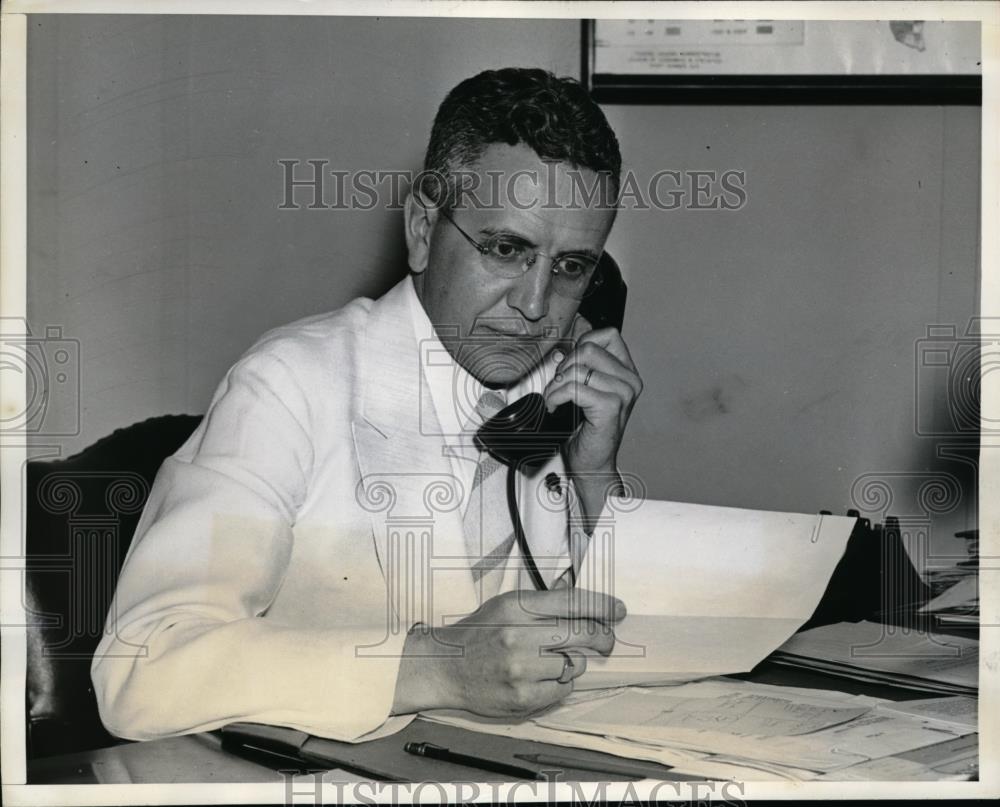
[438,210,603,301]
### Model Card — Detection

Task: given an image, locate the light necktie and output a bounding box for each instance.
[462,390,516,596]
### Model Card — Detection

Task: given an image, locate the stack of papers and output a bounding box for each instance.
[771,621,978,695]
[919,576,979,626]
[925,564,977,596]
[422,678,977,781]
[421,500,976,781]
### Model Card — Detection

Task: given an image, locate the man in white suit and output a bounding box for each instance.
[92,68,642,743]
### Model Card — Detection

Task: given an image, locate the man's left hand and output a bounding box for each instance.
[543,317,643,491]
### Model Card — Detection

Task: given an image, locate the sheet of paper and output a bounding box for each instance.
[573,499,855,686]
[578,615,802,688]
[818,757,947,781]
[826,728,977,779]
[538,679,875,738]
[419,705,715,773]
[935,613,978,625]
[918,576,978,613]
[540,682,870,738]
[761,710,969,770]
[776,621,978,690]
[420,704,814,781]
[879,696,978,731]
[770,657,975,695]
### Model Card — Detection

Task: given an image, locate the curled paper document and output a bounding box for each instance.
[918,575,978,614]
[573,498,855,689]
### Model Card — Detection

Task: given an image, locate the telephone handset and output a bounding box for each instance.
[475,252,627,468]
[474,253,626,591]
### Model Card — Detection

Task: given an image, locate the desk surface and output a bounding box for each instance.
[28,732,290,785]
[28,717,691,785]
[27,660,977,785]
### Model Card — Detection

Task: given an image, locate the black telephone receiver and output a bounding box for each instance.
[475,252,627,468]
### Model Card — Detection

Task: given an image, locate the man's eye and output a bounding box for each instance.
[486,239,527,261]
[558,258,592,279]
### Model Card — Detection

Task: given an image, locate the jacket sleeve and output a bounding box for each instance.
[91,346,411,742]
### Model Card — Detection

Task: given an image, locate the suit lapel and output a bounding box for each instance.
[352,280,479,624]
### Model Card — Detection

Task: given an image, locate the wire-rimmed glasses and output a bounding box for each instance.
[438,210,603,300]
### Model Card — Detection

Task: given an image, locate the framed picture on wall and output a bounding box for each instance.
[584,19,982,104]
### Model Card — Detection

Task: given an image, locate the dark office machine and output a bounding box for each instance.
[955,528,979,567]
[802,510,933,631]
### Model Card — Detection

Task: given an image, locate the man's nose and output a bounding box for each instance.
[506,259,553,321]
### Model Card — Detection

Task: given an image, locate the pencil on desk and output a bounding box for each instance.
[404,741,542,780]
[514,752,674,779]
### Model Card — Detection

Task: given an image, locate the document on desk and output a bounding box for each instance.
[771,621,978,694]
[424,677,973,780]
[534,679,973,774]
[573,499,855,688]
[879,695,978,731]
[539,680,872,739]
[421,691,818,782]
[918,575,978,614]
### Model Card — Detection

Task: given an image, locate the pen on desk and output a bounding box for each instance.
[514,752,672,780]
[404,741,542,780]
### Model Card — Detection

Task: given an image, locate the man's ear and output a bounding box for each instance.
[404,190,438,275]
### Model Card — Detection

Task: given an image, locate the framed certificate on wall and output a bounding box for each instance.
[584,19,981,104]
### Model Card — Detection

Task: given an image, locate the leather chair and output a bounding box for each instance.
[25,414,202,759]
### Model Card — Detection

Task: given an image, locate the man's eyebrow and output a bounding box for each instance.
[478,225,530,242]
[565,247,603,262]
[478,226,602,261]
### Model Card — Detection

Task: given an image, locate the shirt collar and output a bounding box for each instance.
[405,276,487,438]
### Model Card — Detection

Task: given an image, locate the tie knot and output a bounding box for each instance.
[475,390,507,422]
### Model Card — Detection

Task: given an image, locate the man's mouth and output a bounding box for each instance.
[472,322,544,339]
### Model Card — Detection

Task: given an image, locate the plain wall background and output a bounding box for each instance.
[27,15,980,566]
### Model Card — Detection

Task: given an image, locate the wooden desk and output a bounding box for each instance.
[28,660,977,784]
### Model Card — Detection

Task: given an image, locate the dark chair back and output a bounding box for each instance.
[25,414,202,758]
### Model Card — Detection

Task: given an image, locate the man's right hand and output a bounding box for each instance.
[391,589,625,718]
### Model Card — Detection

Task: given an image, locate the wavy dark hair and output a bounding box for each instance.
[420,68,621,210]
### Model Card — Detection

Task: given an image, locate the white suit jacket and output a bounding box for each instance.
[92,277,579,742]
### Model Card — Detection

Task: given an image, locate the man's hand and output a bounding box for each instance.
[543,317,643,522]
[391,589,625,718]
